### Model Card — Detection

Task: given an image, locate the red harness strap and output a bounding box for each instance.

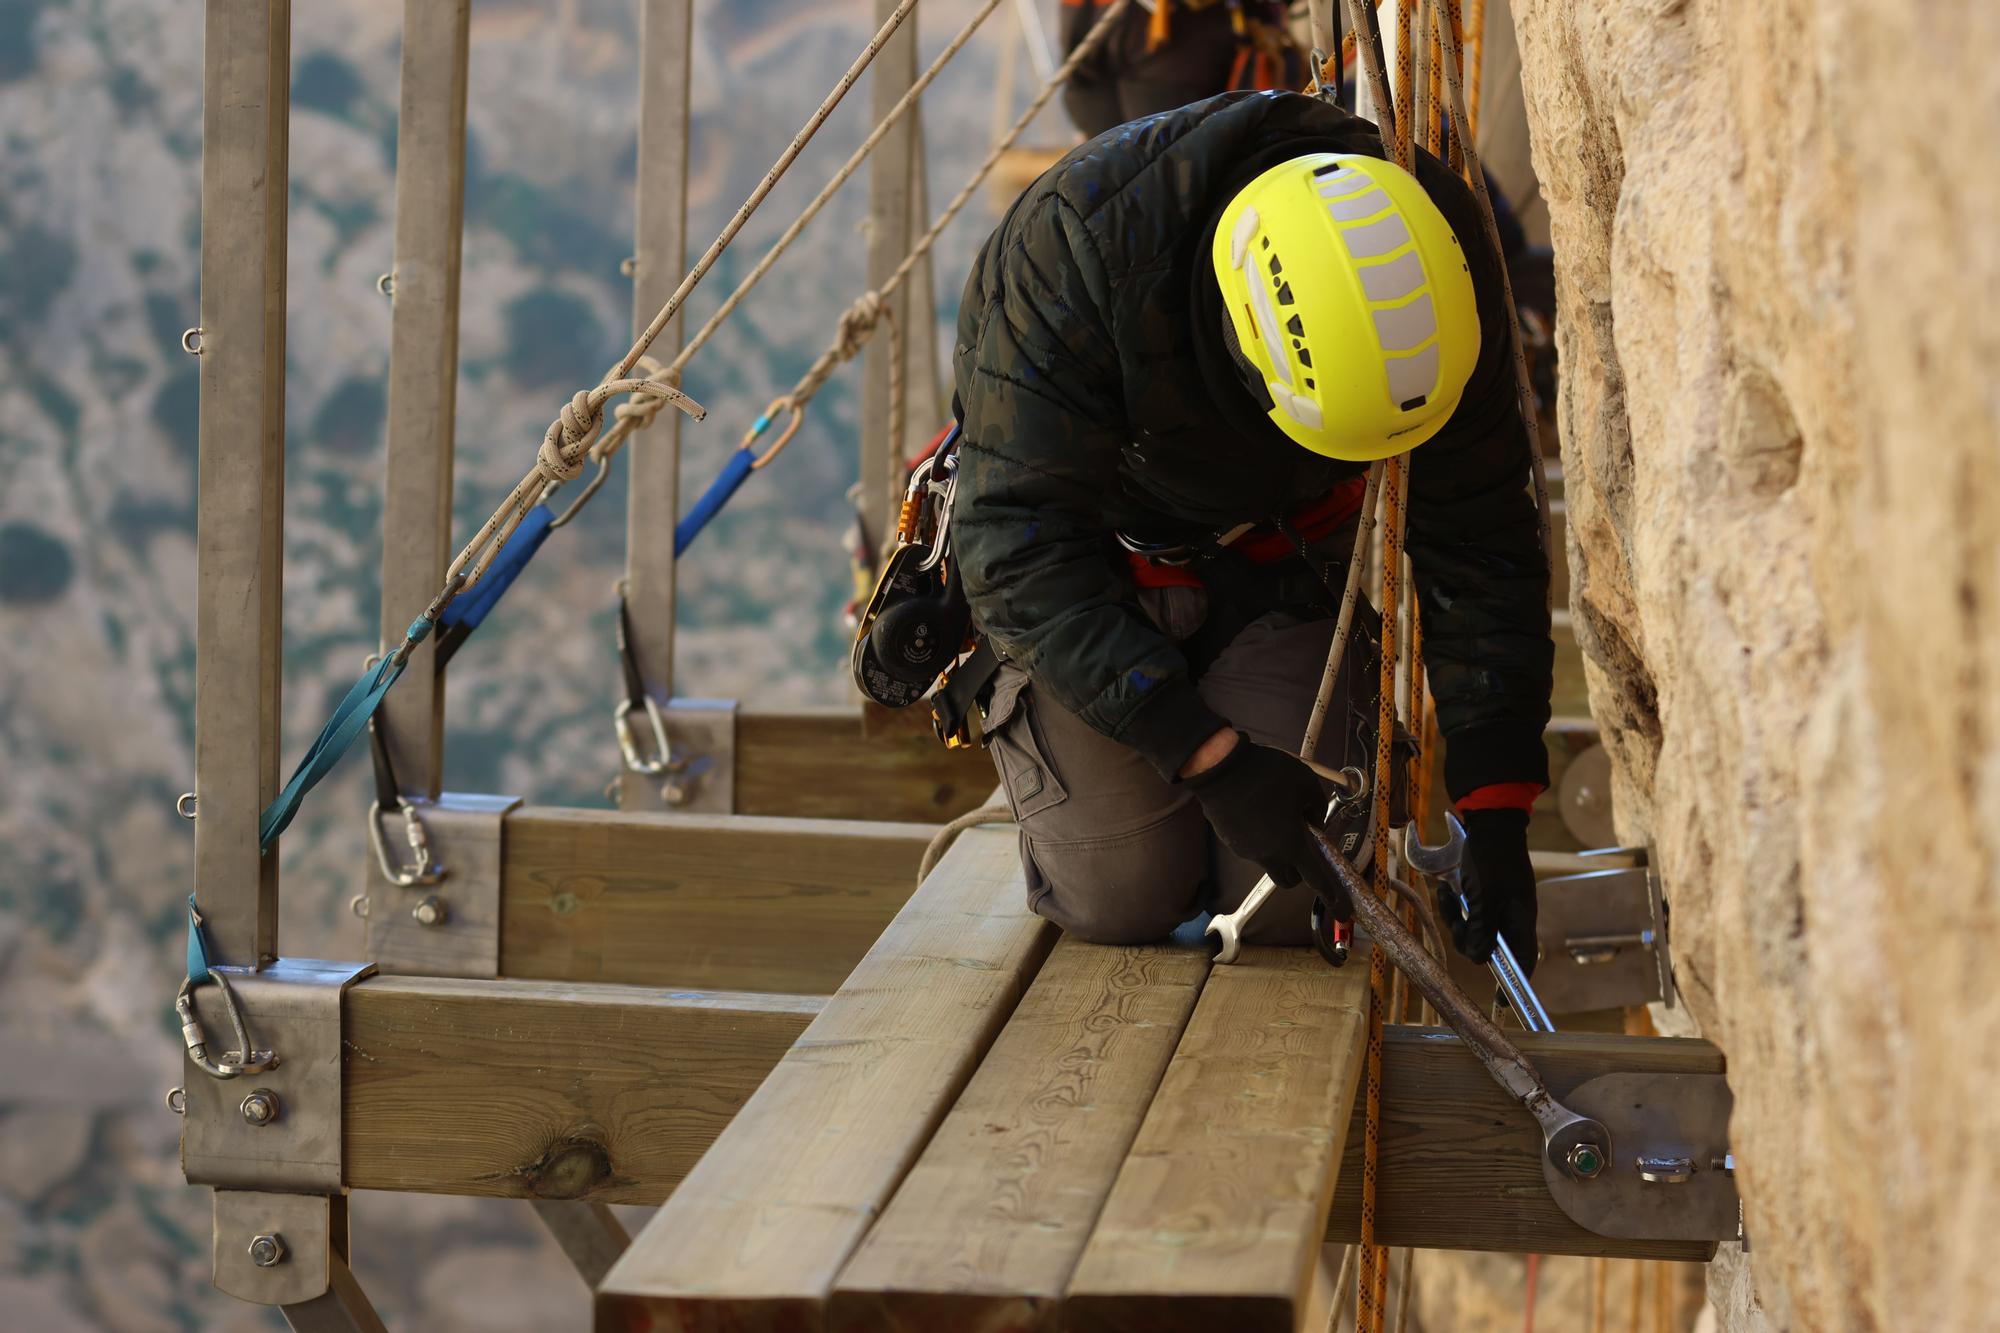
[1127,473,1371,590]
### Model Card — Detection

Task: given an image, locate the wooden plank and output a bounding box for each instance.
[831,940,1211,1332]
[499,808,935,994]
[596,827,1056,1331]
[1064,949,1372,1333]
[530,1201,631,1288]
[736,708,998,822]
[376,0,470,801]
[617,0,696,813]
[901,104,944,448]
[281,1255,388,1333]
[193,0,291,967]
[343,977,819,1204]
[1326,1027,1722,1260]
[859,0,919,554]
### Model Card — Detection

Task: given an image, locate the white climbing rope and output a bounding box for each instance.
[436,0,923,599]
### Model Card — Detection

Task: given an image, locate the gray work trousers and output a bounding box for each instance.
[983,584,1379,947]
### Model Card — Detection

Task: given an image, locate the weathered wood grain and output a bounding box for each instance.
[499,807,934,994]
[1064,948,1373,1333]
[616,0,695,812]
[193,0,291,966]
[736,709,997,822]
[595,827,1055,1332]
[377,0,469,800]
[1327,1026,1723,1260]
[830,939,1211,1333]
[343,977,818,1205]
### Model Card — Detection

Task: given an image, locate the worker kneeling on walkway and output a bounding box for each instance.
[950,90,1553,958]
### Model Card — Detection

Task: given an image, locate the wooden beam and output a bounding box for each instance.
[280,1255,388,1333]
[831,939,1211,1332]
[498,807,936,994]
[596,827,1056,1331]
[1064,949,1372,1333]
[342,977,819,1204]
[530,1200,631,1288]
[618,0,695,812]
[193,0,291,967]
[736,708,998,823]
[859,0,919,553]
[1326,1027,1723,1261]
[376,0,470,801]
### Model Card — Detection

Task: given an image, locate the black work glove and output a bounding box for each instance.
[1183,732,1336,897]
[1440,807,1538,975]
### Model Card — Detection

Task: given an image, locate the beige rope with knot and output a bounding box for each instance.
[918,803,1015,883]
[431,0,922,601]
[760,0,1136,467]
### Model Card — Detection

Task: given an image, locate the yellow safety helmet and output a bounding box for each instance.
[1210,153,1480,461]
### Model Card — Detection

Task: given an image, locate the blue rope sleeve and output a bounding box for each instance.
[675,448,758,557]
[185,893,213,983]
[440,503,556,633]
[256,615,432,848]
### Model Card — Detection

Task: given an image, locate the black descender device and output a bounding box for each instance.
[851,426,982,734]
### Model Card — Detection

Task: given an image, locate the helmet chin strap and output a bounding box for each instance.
[1217,301,1277,413]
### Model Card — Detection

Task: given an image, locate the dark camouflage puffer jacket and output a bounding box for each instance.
[950,90,1552,798]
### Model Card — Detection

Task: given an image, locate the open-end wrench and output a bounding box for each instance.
[1403,810,1554,1033]
[1206,766,1368,964]
[1307,823,1609,1180]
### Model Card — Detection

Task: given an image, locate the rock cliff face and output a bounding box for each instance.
[1511,1,2000,1328]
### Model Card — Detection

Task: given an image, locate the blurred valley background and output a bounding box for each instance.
[0,1,1047,1327]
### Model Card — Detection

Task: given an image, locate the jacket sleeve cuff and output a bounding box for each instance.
[1113,675,1230,780]
[1443,719,1552,802]
[1457,781,1545,813]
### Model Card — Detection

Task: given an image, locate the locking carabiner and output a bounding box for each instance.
[176,970,277,1081]
[368,800,445,887]
[615,694,674,776]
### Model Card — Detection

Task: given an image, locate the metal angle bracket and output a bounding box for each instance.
[1528,865,1664,1015]
[1541,1071,1738,1243]
[360,792,522,977]
[617,697,737,814]
[212,1188,332,1306]
[182,958,375,1193]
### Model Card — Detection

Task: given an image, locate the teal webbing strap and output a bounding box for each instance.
[256,615,433,848]
[184,893,213,984]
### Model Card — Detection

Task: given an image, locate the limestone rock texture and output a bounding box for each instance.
[1511,1,2000,1328]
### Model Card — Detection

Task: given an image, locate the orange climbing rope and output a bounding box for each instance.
[1466,0,1489,140]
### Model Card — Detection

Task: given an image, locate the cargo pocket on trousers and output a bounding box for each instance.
[982,670,1070,823]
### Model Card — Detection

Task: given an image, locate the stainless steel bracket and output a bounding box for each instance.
[212,1188,332,1306]
[359,792,522,977]
[182,958,375,1193]
[616,697,737,814]
[1528,865,1664,1014]
[1542,1071,1738,1242]
[1557,742,1617,846]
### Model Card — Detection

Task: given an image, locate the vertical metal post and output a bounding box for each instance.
[859,0,920,553]
[193,0,292,969]
[618,0,695,812]
[377,0,472,801]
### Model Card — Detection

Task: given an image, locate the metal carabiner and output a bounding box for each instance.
[615,695,674,775]
[914,452,961,575]
[548,449,614,529]
[176,971,277,1081]
[369,800,445,887]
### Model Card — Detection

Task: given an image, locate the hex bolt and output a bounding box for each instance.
[239,1089,281,1127]
[1566,1142,1606,1179]
[412,895,447,927]
[248,1234,287,1268]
